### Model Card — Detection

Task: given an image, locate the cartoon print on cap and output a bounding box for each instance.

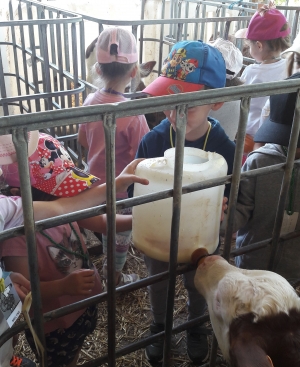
[177,58,199,80]
[161,47,198,81]
[162,48,187,78]
[29,133,99,197]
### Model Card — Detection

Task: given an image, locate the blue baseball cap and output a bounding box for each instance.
[143,40,226,97]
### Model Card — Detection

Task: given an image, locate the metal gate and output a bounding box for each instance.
[1,0,300,366]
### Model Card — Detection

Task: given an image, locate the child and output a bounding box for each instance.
[78,27,150,287]
[133,40,235,364]
[234,72,300,285]
[209,38,244,140]
[257,32,300,151]
[235,3,291,155]
[0,133,144,367]
[0,133,148,367]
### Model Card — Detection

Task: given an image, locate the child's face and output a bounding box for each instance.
[164,104,213,140]
[292,52,300,75]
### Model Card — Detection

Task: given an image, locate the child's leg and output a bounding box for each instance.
[102,207,139,286]
[25,305,97,367]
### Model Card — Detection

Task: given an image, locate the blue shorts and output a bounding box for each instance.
[25,305,97,367]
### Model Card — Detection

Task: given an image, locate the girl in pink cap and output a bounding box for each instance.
[0,132,149,367]
[78,27,150,288]
[235,2,291,159]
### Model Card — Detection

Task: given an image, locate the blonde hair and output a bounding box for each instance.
[265,23,291,52]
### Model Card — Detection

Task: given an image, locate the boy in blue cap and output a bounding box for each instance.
[133,40,235,364]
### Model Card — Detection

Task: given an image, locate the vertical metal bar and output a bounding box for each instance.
[63,16,72,108]
[268,92,300,270]
[56,14,66,116]
[70,23,79,151]
[193,2,200,40]
[49,10,59,111]
[79,20,87,102]
[103,112,117,367]
[223,97,250,260]
[158,0,166,76]
[18,1,31,114]
[163,104,187,366]
[139,0,146,65]
[176,23,184,42]
[169,0,175,37]
[27,3,41,112]
[200,4,206,40]
[0,46,9,116]
[12,128,47,367]
[184,1,189,39]
[8,0,23,114]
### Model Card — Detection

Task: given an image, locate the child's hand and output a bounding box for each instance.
[63,269,96,296]
[221,197,228,222]
[10,272,31,301]
[115,158,149,193]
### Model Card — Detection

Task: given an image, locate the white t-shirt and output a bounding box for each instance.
[241,59,287,137]
[0,195,24,367]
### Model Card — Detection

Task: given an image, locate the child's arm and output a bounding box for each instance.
[77,214,132,234]
[4,256,96,301]
[32,158,148,221]
[78,127,89,150]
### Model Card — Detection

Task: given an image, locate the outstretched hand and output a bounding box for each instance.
[10,272,31,301]
[116,158,149,193]
[62,269,96,296]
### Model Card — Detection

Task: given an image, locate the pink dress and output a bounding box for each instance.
[79,90,149,198]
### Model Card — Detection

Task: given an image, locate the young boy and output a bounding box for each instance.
[234,72,300,285]
[134,40,235,364]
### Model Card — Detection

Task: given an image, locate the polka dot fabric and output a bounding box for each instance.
[2,133,100,198]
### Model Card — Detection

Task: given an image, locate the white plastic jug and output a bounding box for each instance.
[132,147,228,263]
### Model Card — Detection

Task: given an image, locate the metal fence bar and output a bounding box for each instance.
[103,112,117,367]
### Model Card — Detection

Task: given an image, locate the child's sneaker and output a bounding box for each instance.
[10,355,36,367]
[104,272,139,291]
[116,272,139,287]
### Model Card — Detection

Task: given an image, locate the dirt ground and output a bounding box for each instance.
[13,231,230,367]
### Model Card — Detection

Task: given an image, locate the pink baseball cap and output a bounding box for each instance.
[0,131,39,165]
[235,7,290,41]
[96,27,138,64]
[1,133,100,197]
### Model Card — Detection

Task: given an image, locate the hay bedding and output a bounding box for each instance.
[14,233,230,367]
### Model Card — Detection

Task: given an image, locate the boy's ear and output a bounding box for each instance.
[210,102,224,111]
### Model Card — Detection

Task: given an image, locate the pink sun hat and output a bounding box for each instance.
[235,5,290,41]
[96,27,138,64]
[1,133,100,197]
[0,131,39,165]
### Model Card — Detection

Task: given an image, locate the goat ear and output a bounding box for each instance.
[139,61,156,77]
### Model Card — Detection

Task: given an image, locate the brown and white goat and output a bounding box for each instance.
[192,250,300,367]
